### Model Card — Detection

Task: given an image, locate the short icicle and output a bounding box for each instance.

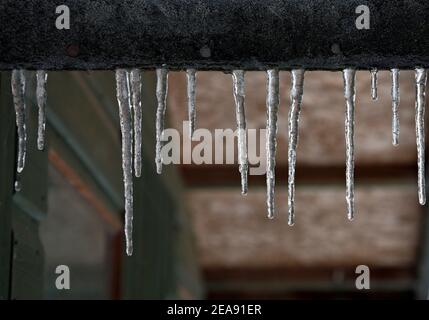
[11,70,27,173]
[14,179,22,193]
[36,70,48,151]
[266,69,280,219]
[415,68,427,205]
[187,69,197,138]
[391,68,400,146]
[370,68,378,101]
[343,69,356,221]
[287,69,305,226]
[130,68,142,178]
[155,68,168,174]
[115,69,134,256]
[232,70,248,195]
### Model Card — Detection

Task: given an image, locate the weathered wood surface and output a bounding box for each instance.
[187,186,421,269]
[167,69,425,296]
[168,70,418,166]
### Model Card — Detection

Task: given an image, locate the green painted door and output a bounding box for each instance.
[0,72,47,299]
[0,71,202,300]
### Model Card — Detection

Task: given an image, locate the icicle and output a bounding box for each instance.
[115,69,133,256]
[14,177,22,192]
[266,69,280,219]
[370,68,378,101]
[287,69,305,226]
[343,69,356,221]
[391,68,400,146]
[155,68,168,174]
[11,70,27,174]
[36,70,48,151]
[130,68,142,178]
[415,68,427,205]
[187,69,197,138]
[232,70,248,195]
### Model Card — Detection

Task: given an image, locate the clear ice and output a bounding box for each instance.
[415,68,427,205]
[187,69,197,138]
[343,69,356,221]
[14,179,22,193]
[370,68,378,101]
[115,69,134,256]
[391,68,400,146]
[287,69,305,226]
[232,70,248,195]
[11,69,27,173]
[155,68,168,174]
[36,70,48,151]
[266,69,280,219]
[130,68,142,178]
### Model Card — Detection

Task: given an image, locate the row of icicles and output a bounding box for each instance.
[9,67,427,256]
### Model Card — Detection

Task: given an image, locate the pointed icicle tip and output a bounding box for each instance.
[14,179,22,193]
[266,69,280,219]
[155,68,169,175]
[115,69,134,256]
[370,68,378,101]
[343,69,356,221]
[288,69,305,227]
[232,70,248,196]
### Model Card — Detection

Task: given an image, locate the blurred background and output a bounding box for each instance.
[0,70,427,299]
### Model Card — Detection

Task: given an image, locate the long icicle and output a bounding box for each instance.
[287,69,305,226]
[266,69,280,219]
[416,68,427,205]
[115,69,134,256]
[232,70,248,195]
[370,68,378,101]
[130,68,142,178]
[187,69,197,138]
[11,70,27,173]
[391,68,400,146]
[36,70,48,151]
[155,68,168,174]
[343,69,356,221]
